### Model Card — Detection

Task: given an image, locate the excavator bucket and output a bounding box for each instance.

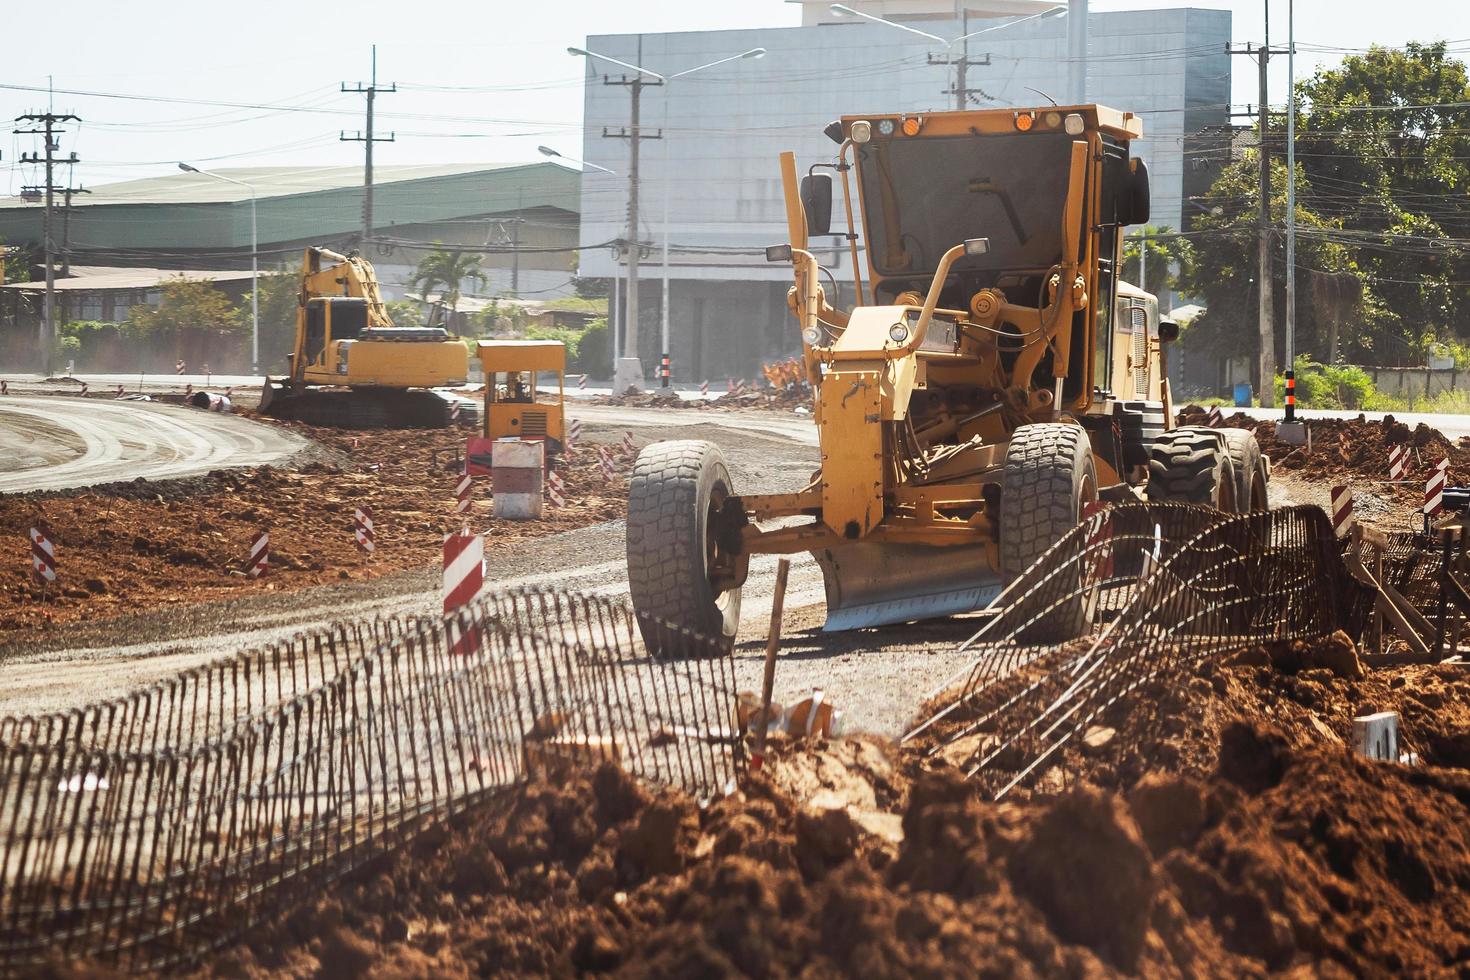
[814,541,1004,632]
[259,376,281,413]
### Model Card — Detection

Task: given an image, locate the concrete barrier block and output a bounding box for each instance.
[492,438,544,520]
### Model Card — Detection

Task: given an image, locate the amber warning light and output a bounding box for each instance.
[1014,112,1036,132]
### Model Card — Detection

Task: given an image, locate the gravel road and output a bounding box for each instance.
[0,395,306,492]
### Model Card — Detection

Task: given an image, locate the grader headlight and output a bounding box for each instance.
[803,326,823,346]
[888,322,911,344]
[849,120,873,143]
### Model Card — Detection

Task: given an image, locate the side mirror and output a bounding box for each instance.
[800,173,833,237]
[1158,318,1180,343]
[1118,158,1150,227]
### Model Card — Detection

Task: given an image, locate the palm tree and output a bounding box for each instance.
[408,247,488,317]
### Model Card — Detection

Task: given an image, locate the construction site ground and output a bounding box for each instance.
[0,398,1440,727]
[8,391,1470,973]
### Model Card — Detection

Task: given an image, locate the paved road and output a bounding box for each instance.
[0,395,307,493]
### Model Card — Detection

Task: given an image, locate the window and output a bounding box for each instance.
[78,294,102,320]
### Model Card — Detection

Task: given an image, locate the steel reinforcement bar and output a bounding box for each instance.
[906,503,1374,798]
[0,588,740,974]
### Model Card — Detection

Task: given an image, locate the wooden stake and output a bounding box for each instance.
[752,557,791,771]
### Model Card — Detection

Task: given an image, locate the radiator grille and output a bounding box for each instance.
[520,410,548,436]
[1131,305,1150,397]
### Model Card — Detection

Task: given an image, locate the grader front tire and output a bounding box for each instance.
[999,423,1099,643]
[626,440,743,655]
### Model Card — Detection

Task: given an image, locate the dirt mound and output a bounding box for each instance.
[1175,406,1470,481]
[0,423,626,637]
[187,694,1470,978]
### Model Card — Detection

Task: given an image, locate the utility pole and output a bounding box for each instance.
[599,54,663,383]
[341,45,396,248]
[493,217,527,296]
[1283,0,1299,425]
[1227,34,1282,408]
[59,181,91,277]
[931,4,992,108]
[15,111,79,377]
[1067,0,1088,104]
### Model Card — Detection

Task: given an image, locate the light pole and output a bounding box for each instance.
[179,162,258,375]
[830,4,1064,109]
[539,146,621,378]
[658,48,765,389]
[569,46,662,392]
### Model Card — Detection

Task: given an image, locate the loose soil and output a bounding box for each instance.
[156,630,1470,978]
[0,420,632,640]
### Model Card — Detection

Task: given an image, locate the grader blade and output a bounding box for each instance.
[815,542,1004,632]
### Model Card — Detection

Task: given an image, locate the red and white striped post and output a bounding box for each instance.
[114,385,125,398]
[449,401,462,425]
[547,470,567,507]
[247,530,270,578]
[700,380,709,397]
[175,360,185,375]
[597,446,615,481]
[622,431,636,456]
[1426,462,1447,519]
[567,417,583,451]
[726,378,735,394]
[1389,445,1408,481]
[1,380,9,395]
[442,530,484,656]
[78,383,88,398]
[31,524,56,588]
[354,505,375,554]
[1205,405,1223,426]
[1330,485,1354,537]
[454,472,472,514]
[184,383,193,398]
[578,373,588,391]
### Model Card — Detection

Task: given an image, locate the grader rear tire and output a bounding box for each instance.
[1218,427,1268,512]
[1146,429,1237,511]
[626,440,742,655]
[999,423,1099,643]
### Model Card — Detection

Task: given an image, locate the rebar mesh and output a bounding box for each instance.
[907,503,1374,799]
[0,588,740,974]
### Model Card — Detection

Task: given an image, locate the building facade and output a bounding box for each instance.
[578,5,1230,382]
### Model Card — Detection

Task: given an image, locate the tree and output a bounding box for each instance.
[408,247,487,319]
[245,268,299,373]
[128,276,245,367]
[1121,225,1196,298]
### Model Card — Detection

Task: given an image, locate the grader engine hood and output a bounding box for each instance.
[817,306,918,539]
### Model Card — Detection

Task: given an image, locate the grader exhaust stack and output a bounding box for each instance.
[626,106,1267,649]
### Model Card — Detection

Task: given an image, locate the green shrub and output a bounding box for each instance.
[1272,355,1377,409]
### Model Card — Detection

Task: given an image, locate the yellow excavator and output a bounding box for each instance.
[626,105,1267,647]
[260,247,472,427]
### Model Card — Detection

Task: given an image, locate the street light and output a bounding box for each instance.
[179,162,258,375]
[658,47,765,389]
[540,145,624,375]
[830,4,1065,109]
[537,144,617,176]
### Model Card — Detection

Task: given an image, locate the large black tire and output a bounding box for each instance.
[1000,423,1098,642]
[1217,427,1268,512]
[626,440,742,654]
[1146,429,1237,510]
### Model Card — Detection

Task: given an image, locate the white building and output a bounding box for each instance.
[577,3,1230,381]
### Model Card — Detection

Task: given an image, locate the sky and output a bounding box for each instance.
[5,0,1470,195]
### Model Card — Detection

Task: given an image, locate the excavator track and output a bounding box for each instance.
[263,386,477,429]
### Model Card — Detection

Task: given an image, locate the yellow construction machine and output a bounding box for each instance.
[626,105,1266,645]
[475,339,567,452]
[260,247,472,427]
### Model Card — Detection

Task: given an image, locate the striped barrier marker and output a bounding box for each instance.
[247,531,269,578]
[78,383,88,398]
[1426,465,1446,518]
[184,383,193,397]
[354,505,375,554]
[454,472,473,514]
[2,380,9,395]
[727,378,735,394]
[114,385,125,398]
[547,470,567,507]
[700,379,709,397]
[623,431,636,455]
[449,401,462,425]
[578,374,588,391]
[568,417,582,450]
[1331,485,1354,537]
[1389,445,1408,480]
[443,530,484,656]
[31,524,56,585]
[1205,406,1223,426]
[597,446,615,481]
[175,360,185,374]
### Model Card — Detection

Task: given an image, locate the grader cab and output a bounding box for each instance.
[625,105,1266,648]
[476,340,566,455]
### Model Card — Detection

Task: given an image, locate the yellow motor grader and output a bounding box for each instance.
[626,105,1266,645]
